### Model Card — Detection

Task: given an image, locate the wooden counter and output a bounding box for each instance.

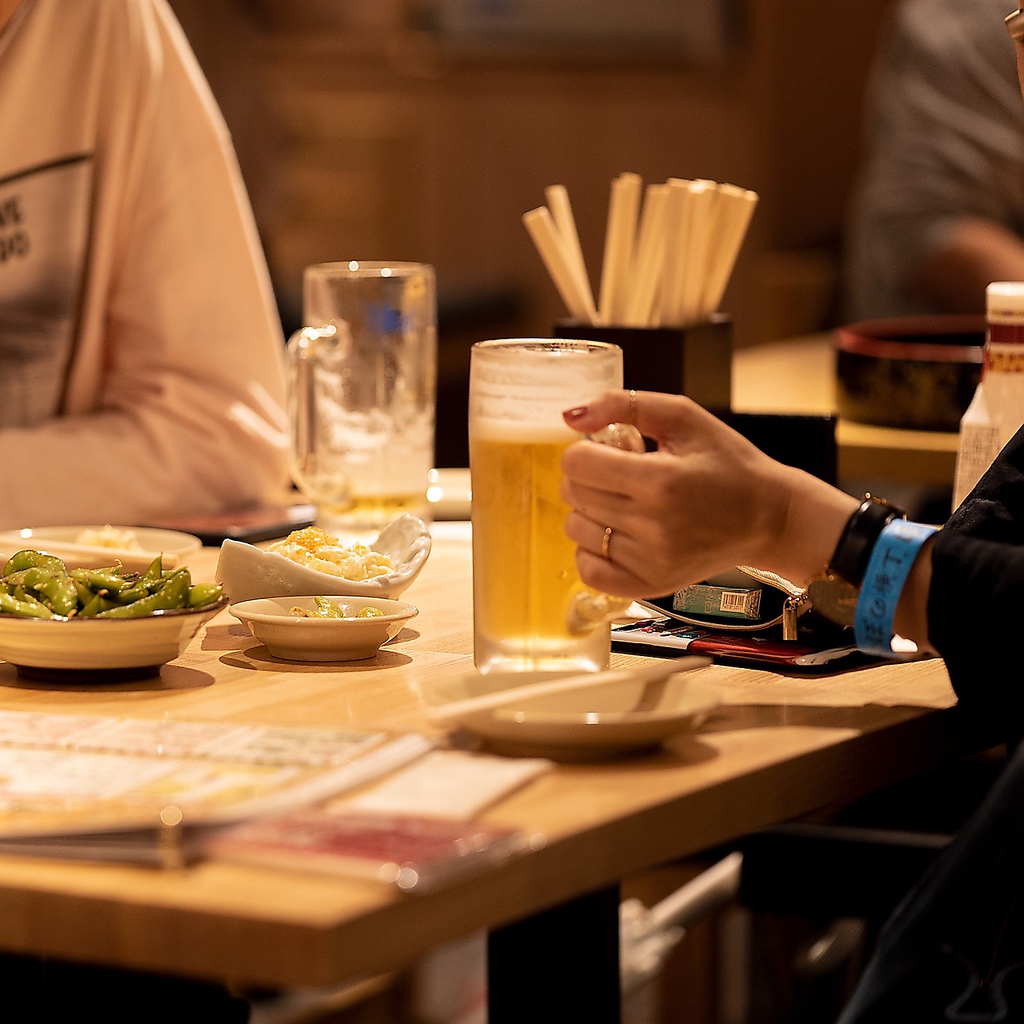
[0,529,960,989]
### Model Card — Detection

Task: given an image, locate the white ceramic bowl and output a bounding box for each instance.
[214,515,431,604]
[0,526,202,573]
[0,597,228,683]
[425,664,720,759]
[230,596,418,662]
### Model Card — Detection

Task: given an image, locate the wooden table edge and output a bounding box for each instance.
[0,703,964,989]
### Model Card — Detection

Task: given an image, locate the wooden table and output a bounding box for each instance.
[0,528,962,1010]
[733,335,960,486]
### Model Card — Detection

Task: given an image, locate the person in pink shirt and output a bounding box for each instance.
[0,0,289,529]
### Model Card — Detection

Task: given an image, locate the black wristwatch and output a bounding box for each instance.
[806,495,906,627]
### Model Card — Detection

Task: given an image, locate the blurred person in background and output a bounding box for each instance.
[847,0,1024,320]
[0,0,289,530]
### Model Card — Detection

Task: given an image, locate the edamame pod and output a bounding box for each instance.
[21,567,79,616]
[0,592,54,618]
[80,594,115,617]
[70,568,127,593]
[2,550,65,576]
[96,569,191,618]
[188,583,223,609]
[139,555,163,586]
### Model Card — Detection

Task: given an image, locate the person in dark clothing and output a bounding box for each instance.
[558,390,1024,1024]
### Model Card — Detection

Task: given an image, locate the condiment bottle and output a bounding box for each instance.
[953,282,1024,508]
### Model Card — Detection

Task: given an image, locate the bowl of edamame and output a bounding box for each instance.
[0,549,226,683]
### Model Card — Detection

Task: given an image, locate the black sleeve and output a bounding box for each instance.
[928,425,1024,739]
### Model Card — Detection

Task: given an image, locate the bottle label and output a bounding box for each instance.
[985,344,1024,375]
[954,421,1003,509]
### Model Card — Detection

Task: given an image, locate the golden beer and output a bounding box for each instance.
[470,338,623,673]
[316,492,428,536]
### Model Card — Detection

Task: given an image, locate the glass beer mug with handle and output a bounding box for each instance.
[288,261,437,538]
[469,339,643,674]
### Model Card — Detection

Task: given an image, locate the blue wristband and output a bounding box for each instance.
[854,519,937,657]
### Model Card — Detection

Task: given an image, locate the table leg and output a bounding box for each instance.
[487,884,621,1024]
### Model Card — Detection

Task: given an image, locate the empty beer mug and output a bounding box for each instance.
[469,339,643,674]
[287,262,437,538]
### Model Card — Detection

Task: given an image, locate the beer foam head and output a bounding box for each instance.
[470,417,579,444]
[469,339,622,431]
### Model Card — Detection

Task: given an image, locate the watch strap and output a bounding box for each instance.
[828,495,906,588]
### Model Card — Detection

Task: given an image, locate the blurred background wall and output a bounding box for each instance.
[168,0,897,462]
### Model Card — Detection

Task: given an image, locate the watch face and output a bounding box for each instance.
[807,573,859,628]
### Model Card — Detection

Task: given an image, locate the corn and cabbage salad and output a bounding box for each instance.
[76,525,144,551]
[267,527,395,581]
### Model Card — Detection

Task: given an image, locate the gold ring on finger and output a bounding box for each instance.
[601,526,613,560]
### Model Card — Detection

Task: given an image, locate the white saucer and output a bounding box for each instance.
[425,664,719,759]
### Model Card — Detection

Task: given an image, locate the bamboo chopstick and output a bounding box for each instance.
[426,657,710,724]
[700,186,759,317]
[523,174,758,328]
[522,206,594,324]
[598,172,642,326]
[546,185,598,325]
[624,183,670,328]
[677,180,719,324]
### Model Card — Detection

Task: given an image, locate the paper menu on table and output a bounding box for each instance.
[0,710,116,748]
[0,747,177,802]
[207,725,386,766]
[339,750,552,821]
[0,710,428,838]
[0,709,387,765]
[69,718,252,758]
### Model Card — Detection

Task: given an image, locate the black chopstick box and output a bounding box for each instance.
[553,315,732,414]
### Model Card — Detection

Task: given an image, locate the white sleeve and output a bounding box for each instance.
[0,0,290,528]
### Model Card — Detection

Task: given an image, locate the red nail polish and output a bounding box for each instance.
[564,406,588,421]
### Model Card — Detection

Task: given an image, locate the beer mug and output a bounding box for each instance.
[469,339,643,674]
[288,261,437,538]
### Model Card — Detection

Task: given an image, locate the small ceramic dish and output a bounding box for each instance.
[0,526,202,573]
[215,515,431,604]
[424,662,719,759]
[0,597,229,684]
[230,596,418,662]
